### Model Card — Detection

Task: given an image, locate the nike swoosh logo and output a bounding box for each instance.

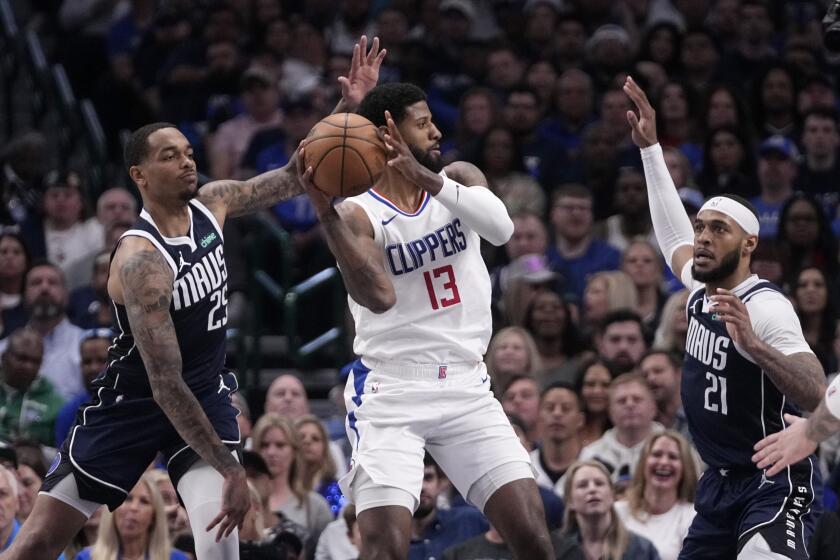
[381,214,398,226]
[481,376,489,383]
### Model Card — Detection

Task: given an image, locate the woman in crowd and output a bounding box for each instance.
[13,440,47,523]
[0,232,30,336]
[441,87,500,164]
[144,469,190,541]
[776,193,839,288]
[652,290,690,355]
[655,81,701,169]
[575,360,613,447]
[792,266,838,372]
[295,415,345,518]
[615,432,698,560]
[695,125,756,198]
[621,240,667,338]
[473,125,546,216]
[76,472,188,560]
[485,326,544,397]
[522,287,580,379]
[561,461,660,560]
[582,271,638,333]
[701,84,751,134]
[251,413,332,542]
[638,23,682,76]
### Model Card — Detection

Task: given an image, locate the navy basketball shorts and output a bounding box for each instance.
[42,371,241,511]
[679,458,822,559]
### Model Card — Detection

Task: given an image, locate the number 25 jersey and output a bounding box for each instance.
[343,182,493,365]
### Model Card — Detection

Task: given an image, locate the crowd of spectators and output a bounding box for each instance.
[2,0,840,558]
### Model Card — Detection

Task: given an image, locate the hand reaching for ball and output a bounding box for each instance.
[339,35,386,111]
[296,141,334,220]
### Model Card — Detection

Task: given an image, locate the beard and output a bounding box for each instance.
[692,246,741,283]
[410,145,443,173]
[29,297,62,321]
[605,355,636,376]
[413,499,435,519]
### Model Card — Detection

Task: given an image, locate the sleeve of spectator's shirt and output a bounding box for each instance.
[746,291,813,357]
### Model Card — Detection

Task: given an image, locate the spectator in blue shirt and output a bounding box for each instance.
[410,454,489,560]
[749,135,798,238]
[547,184,622,305]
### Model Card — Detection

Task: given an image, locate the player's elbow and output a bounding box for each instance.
[487,217,514,247]
[366,289,396,314]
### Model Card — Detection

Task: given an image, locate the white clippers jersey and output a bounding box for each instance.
[343,182,492,364]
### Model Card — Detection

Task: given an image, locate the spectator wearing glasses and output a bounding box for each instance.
[0,329,63,446]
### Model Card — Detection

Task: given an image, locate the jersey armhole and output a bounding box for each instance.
[342,198,384,246]
[190,199,224,240]
[117,230,179,279]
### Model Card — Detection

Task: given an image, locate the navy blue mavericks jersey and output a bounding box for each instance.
[681,280,804,469]
[105,200,229,396]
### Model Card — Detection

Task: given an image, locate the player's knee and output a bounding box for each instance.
[737,533,794,560]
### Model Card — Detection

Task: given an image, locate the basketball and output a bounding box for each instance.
[303,113,387,198]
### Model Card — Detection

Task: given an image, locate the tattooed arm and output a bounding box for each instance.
[112,237,249,539]
[743,347,825,411]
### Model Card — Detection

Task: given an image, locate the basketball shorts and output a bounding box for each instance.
[678,457,822,559]
[42,370,241,511]
[338,358,532,512]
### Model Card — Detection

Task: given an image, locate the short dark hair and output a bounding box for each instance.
[551,183,592,204]
[598,309,643,336]
[423,451,443,476]
[124,122,177,170]
[358,83,427,128]
[24,259,64,287]
[719,194,759,220]
[540,381,581,409]
[802,107,839,126]
[640,349,682,370]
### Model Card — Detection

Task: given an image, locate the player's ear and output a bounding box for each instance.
[742,234,758,256]
[129,165,145,190]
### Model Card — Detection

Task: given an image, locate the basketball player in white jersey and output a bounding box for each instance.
[298,83,553,560]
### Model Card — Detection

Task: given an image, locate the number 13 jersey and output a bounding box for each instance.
[343,180,493,365]
[682,275,812,468]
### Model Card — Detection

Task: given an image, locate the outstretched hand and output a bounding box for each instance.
[623,76,658,149]
[709,289,758,348]
[339,35,386,110]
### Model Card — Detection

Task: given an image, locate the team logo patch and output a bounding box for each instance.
[46,452,61,477]
[438,365,447,379]
[200,232,218,248]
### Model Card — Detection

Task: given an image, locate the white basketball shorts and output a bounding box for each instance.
[338,358,533,512]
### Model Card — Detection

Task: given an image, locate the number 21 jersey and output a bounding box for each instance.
[343,181,493,365]
[682,275,812,468]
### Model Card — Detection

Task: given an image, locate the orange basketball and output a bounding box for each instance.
[303,113,387,198]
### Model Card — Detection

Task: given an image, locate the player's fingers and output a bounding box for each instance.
[626,110,639,129]
[622,79,646,109]
[350,42,360,74]
[765,463,784,477]
[626,76,653,112]
[366,36,379,64]
[373,48,387,69]
[337,76,349,88]
[783,413,801,424]
[205,511,225,532]
[358,36,367,63]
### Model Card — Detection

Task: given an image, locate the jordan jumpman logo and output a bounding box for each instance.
[178,252,191,273]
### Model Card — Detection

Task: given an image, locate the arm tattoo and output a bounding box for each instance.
[120,249,240,475]
[321,206,395,313]
[805,399,840,443]
[746,343,826,411]
[200,159,304,219]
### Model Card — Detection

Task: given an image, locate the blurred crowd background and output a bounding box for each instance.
[2,0,840,558]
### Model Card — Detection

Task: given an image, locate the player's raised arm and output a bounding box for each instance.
[198,36,385,223]
[624,76,694,284]
[383,112,514,246]
[298,150,396,313]
[113,237,249,540]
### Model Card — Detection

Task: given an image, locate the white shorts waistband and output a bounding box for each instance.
[360,358,483,378]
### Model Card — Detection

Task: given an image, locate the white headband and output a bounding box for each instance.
[698,196,760,236]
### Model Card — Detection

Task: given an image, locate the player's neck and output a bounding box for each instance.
[374,170,427,213]
[142,199,191,237]
[702,265,753,296]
